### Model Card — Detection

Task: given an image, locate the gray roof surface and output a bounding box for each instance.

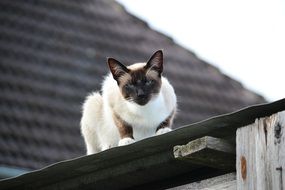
[0,0,265,170]
[1,99,284,190]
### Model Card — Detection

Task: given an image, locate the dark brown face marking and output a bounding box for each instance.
[107,50,164,106]
[113,113,134,139]
[119,68,162,105]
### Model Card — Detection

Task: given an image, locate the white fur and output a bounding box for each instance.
[81,63,177,154]
[156,127,172,135]
[118,137,136,146]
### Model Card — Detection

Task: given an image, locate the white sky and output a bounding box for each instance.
[117,0,285,101]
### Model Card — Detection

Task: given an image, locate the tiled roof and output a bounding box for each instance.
[0,0,265,170]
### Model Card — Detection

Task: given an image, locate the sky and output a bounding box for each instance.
[117,0,285,101]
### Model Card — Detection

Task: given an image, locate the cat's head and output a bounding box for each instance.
[107,50,163,106]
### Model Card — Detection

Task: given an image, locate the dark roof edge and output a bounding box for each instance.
[0,99,284,189]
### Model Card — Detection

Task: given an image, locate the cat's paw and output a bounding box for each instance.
[118,137,136,146]
[101,145,112,151]
[156,127,172,135]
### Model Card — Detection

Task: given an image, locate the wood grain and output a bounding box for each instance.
[236,111,285,190]
[174,136,235,170]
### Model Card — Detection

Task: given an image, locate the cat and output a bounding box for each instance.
[81,50,177,154]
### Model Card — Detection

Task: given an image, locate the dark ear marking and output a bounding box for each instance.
[145,50,163,76]
[107,58,129,82]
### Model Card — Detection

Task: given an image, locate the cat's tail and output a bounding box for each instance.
[80,92,103,155]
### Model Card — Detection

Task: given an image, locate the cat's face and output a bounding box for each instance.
[108,50,163,106]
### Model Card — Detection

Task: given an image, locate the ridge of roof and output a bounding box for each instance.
[1,99,284,189]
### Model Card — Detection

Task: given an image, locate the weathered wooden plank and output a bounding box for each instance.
[174,136,235,170]
[169,173,236,190]
[236,111,285,190]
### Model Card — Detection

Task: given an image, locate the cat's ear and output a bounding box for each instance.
[107,58,129,82]
[145,50,163,76]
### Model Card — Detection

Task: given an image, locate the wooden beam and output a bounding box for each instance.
[174,136,235,170]
[236,111,285,190]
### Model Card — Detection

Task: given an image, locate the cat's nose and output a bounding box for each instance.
[137,89,146,98]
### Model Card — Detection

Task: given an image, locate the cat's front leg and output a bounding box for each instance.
[155,113,174,135]
[113,113,136,146]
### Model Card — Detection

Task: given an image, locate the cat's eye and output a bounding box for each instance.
[124,84,134,90]
[146,80,154,86]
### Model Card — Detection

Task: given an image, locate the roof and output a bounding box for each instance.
[1,99,284,190]
[0,0,265,170]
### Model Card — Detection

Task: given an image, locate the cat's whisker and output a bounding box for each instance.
[125,97,133,102]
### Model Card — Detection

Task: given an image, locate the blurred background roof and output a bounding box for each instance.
[117,0,285,101]
[0,0,265,171]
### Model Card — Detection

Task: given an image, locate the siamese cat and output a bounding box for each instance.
[81,50,177,154]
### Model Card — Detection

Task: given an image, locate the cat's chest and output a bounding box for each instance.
[121,95,169,128]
